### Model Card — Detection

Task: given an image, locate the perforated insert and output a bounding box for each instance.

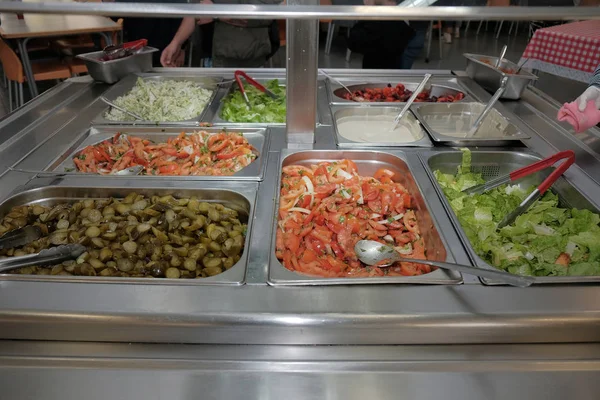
[470,165,501,180]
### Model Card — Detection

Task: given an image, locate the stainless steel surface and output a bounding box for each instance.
[413,102,529,146]
[268,149,462,286]
[46,126,268,181]
[287,0,318,145]
[468,76,508,137]
[92,73,221,125]
[0,69,600,350]
[392,73,432,129]
[0,225,41,250]
[0,182,256,285]
[421,150,600,285]
[355,240,534,287]
[77,47,158,85]
[0,244,86,273]
[3,341,600,400]
[0,3,598,21]
[99,96,143,120]
[327,76,468,105]
[332,106,432,148]
[464,53,538,100]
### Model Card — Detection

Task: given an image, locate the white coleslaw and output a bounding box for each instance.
[105,78,213,122]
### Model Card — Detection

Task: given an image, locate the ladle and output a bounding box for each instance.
[354,240,534,287]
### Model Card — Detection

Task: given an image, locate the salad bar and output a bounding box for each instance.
[1,68,600,398]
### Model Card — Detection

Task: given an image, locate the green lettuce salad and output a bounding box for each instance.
[434,149,600,277]
[220,79,286,123]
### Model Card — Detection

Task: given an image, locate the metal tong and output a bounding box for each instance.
[463,150,575,229]
[0,225,42,250]
[0,244,86,274]
[234,70,279,109]
[102,39,148,61]
[391,73,432,131]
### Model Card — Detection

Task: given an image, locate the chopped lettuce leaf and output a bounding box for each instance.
[220,79,286,123]
[434,148,600,277]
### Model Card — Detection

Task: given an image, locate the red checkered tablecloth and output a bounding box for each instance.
[521,20,600,83]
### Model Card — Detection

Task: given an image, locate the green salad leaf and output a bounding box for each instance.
[434,148,600,277]
[220,79,286,123]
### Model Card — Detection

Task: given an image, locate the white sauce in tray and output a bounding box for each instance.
[421,111,512,138]
[336,115,424,143]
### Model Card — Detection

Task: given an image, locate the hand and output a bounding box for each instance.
[577,86,600,112]
[160,42,182,67]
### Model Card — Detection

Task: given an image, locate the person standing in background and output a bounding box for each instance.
[398,21,428,69]
[348,0,415,69]
[112,0,186,67]
[161,0,282,68]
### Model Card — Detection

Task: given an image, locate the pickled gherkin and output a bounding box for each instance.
[0,193,247,279]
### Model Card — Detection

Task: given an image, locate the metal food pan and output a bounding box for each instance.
[326,78,470,105]
[0,184,257,285]
[92,73,222,126]
[76,47,158,84]
[421,150,600,285]
[45,126,268,181]
[412,102,529,146]
[332,106,433,148]
[464,53,538,100]
[210,78,320,126]
[268,149,462,286]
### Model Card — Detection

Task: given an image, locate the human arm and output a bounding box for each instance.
[576,64,600,111]
[160,17,197,67]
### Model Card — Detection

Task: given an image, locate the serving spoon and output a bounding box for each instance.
[390,73,432,131]
[354,240,534,287]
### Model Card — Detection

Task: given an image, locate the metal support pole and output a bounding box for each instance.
[286,0,318,146]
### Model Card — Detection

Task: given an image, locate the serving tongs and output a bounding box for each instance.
[102,39,148,61]
[0,226,42,250]
[463,150,575,229]
[234,70,279,109]
[0,244,86,274]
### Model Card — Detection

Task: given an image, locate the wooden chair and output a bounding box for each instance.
[0,38,71,111]
[65,58,88,76]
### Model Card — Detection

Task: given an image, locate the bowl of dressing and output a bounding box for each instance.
[333,107,432,148]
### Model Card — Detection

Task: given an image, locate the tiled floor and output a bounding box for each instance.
[0,26,588,120]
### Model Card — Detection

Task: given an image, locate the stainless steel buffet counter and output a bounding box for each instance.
[1,68,600,399]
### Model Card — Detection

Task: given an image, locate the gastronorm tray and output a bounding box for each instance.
[77,47,158,84]
[91,73,222,126]
[420,150,600,285]
[268,149,462,286]
[464,53,538,100]
[326,77,471,105]
[45,126,268,181]
[210,78,310,127]
[0,183,258,285]
[331,106,433,148]
[412,102,530,146]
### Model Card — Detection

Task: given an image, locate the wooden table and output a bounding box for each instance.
[0,13,121,97]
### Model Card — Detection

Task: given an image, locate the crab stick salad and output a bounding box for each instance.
[276,160,432,278]
[73,131,257,176]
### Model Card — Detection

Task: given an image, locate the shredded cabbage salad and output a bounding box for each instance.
[220,79,286,123]
[434,148,600,277]
[105,78,213,122]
